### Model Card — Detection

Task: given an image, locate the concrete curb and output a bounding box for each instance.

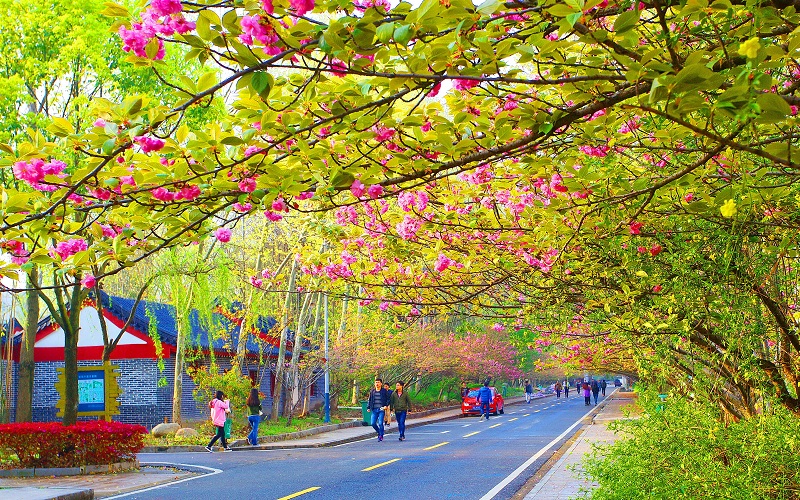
[0,487,94,500]
[0,461,138,478]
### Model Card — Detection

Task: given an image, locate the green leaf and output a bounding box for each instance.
[614,10,640,33]
[394,25,415,45]
[376,22,395,43]
[251,72,273,99]
[47,117,74,137]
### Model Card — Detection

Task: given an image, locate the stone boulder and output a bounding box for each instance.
[151,423,180,437]
[175,427,199,438]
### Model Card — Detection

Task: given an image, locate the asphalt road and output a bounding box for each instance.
[115,393,606,500]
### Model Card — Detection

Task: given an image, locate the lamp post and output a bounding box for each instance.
[323,292,330,423]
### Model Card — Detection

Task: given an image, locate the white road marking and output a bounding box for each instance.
[103,462,223,499]
[479,406,597,500]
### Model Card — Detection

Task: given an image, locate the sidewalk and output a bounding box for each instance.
[523,393,636,500]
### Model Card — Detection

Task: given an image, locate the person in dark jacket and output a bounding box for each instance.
[564,380,569,398]
[383,382,393,427]
[390,381,412,441]
[524,380,533,403]
[460,381,469,399]
[367,378,390,441]
[591,379,601,405]
[477,381,493,421]
[601,379,607,396]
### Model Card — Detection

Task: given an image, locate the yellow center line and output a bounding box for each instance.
[277,487,321,500]
[463,431,481,438]
[509,418,518,422]
[489,423,502,428]
[424,441,449,450]
[523,414,530,417]
[362,458,401,472]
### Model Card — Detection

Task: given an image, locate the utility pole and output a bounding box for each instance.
[323,293,330,423]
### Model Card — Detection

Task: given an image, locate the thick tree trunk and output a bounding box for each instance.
[16,267,38,422]
[62,287,83,426]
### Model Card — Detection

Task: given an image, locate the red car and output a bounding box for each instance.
[461,387,504,416]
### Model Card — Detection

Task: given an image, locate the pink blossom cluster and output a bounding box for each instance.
[372,125,396,142]
[396,215,422,240]
[578,144,610,157]
[151,184,201,202]
[397,190,429,212]
[214,227,232,243]
[53,238,88,260]
[290,0,315,16]
[238,177,257,193]
[81,274,97,289]
[457,164,494,185]
[353,0,390,12]
[350,180,384,199]
[13,158,67,191]
[134,136,165,153]
[118,1,195,60]
[2,240,30,265]
[454,78,481,91]
[433,253,463,272]
[239,15,282,54]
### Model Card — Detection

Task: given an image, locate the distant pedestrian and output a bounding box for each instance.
[477,381,494,421]
[390,381,412,441]
[205,390,232,452]
[582,381,591,406]
[460,381,469,399]
[524,380,533,403]
[383,382,393,427]
[591,379,600,405]
[246,388,262,446]
[554,381,562,398]
[367,378,390,441]
[601,379,607,396]
[564,380,569,398]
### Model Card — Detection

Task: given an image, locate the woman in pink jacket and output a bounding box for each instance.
[205,390,232,452]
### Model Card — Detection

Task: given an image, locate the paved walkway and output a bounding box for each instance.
[523,394,636,500]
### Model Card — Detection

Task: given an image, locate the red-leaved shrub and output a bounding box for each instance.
[0,420,147,468]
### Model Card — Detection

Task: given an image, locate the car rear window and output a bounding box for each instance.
[467,390,480,397]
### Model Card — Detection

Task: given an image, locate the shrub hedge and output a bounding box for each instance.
[0,420,147,468]
[582,389,800,499]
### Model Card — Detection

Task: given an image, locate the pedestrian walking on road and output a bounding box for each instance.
[246,388,262,446]
[582,381,591,406]
[601,379,607,396]
[477,381,493,421]
[205,390,232,452]
[383,382,393,427]
[554,381,562,398]
[591,379,600,405]
[367,378,390,441]
[524,380,533,403]
[391,381,412,441]
[564,380,569,398]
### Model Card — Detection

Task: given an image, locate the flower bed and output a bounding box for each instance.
[0,421,147,469]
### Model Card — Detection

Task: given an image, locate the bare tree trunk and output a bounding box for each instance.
[62,284,83,426]
[272,260,298,420]
[285,291,312,426]
[16,267,38,422]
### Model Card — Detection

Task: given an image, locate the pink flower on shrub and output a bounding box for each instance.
[350,179,366,197]
[272,197,288,212]
[134,136,165,153]
[214,227,232,243]
[54,238,88,260]
[454,78,481,90]
[629,221,643,235]
[652,285,662,292]
[238,178,257,192]
[366,184,383,198]
[264,210,283,221]
[81,274,97,289]
[150,0,182,16]
[492,323,505,332]
[649,244,663,256]
[296,191,314,200]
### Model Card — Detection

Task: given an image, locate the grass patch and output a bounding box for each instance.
[144,414,343,447]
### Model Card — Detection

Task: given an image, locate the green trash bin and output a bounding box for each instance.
[656,394,667,412]
[502,383,507,398]
[360,401,369,426]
